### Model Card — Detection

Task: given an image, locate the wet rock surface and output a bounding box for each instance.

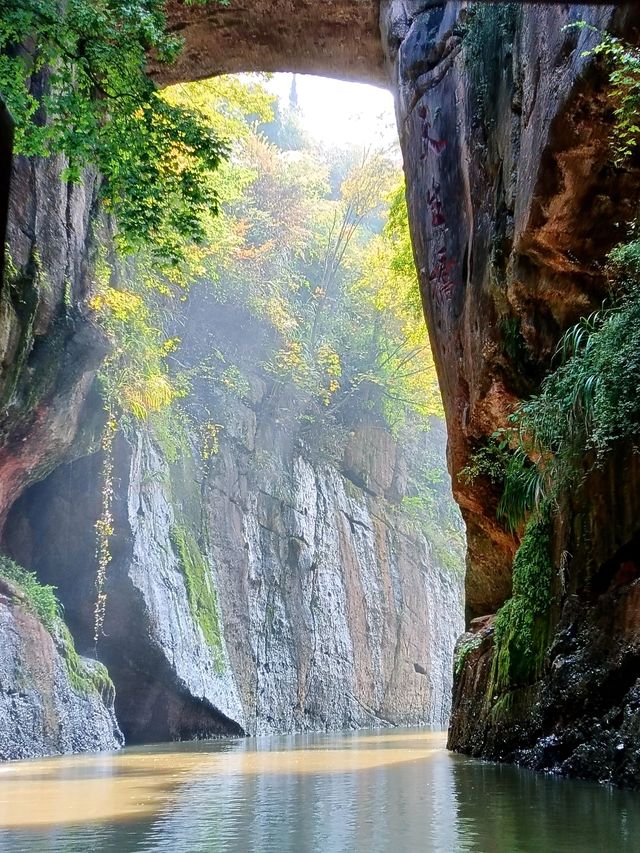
[448,569,640,788]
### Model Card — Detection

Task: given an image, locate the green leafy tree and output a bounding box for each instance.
[0,0,227,260]
[88,76,276,426]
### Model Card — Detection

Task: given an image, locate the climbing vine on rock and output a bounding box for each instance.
[93,412,116,648]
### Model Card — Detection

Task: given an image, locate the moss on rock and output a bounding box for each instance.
[0,554,114,697]
[170,523,225,672]
[489,514,553,695]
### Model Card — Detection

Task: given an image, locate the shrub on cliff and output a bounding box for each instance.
[473,242,640,693]
[0,554,59,629]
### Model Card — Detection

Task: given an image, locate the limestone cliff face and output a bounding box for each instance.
[5,290,464,742]
[0,145,125,759]
[203,415,462,735]
[108,417,461,738]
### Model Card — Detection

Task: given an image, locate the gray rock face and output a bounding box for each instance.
[206,424,463,734]
[0,581,122,761]
[4,284,464,742]
[105,418,463,737]
[107,432,248,741]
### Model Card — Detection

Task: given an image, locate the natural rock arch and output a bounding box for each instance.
[157,0,637,617]
[159,0,387,86]
[1,1,634,616]
[158,1,612,88]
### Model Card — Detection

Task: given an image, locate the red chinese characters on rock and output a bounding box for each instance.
[417,102,455,305]
[429,246,455,300]
[418,104,447,160]
[425,179,454,302]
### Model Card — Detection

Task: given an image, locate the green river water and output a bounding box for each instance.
[0,729,637,852]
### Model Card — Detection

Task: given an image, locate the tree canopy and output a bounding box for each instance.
[0,0,228,260]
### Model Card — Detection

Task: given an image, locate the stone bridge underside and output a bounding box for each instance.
[160,1,613,87]
[160,0,386,85]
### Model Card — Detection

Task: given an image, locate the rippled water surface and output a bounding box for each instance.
[0,729,638,852]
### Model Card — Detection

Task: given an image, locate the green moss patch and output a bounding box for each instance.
[170,523,225,673]
[454,634,484,676]
[489,515,553,696]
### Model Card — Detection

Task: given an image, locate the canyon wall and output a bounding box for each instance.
[1,0,640,782]
[383,0,640,785]
[0,56,464,754]
[4,289,464,743]
[385,0,636,614]
[0,574,122,760]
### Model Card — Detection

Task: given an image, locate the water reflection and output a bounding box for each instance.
[449,757,639,853]
[0,729,637,852]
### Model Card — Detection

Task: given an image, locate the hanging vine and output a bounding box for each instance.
[93,412,117,649]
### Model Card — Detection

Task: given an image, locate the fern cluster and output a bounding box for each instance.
[503,249,640,525]
[462,241,640,694]
[466,241,640,539]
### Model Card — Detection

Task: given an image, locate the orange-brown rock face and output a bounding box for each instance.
[387,1,640,785]
[389,1,640,616]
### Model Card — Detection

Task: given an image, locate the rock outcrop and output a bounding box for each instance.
[382,0,640,784]
[0,577,122,760]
